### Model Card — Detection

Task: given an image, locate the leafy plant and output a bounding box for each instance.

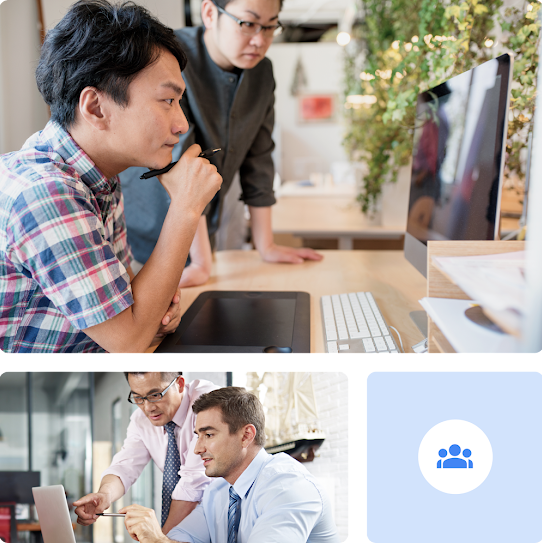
[343,0,540,213]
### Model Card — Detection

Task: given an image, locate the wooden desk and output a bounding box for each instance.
[17,521,76,543]
[153,250,426,353]
[272,196,404,250]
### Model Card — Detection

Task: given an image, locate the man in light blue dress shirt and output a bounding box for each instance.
[121,387,339,543]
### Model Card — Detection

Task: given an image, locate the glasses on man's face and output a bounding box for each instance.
[213,2,283,38]
[127,376,178,405]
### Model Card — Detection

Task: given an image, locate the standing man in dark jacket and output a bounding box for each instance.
[121,0,322,287]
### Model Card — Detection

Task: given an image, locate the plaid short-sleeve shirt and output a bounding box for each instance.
[0,121,134,352]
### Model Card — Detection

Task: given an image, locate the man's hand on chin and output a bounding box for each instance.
[120,504,169,543]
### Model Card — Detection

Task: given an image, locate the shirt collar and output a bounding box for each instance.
[42,120,119,196]
[232,447,270,500]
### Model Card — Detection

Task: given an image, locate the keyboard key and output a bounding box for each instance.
[374,336,388,352]
[363,338,376,352]
[385,336,396,350]
[339,344,350,350]
[327,341,338,353]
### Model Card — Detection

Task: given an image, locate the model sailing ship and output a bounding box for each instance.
[247,372,325,463]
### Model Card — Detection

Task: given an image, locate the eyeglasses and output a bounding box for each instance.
[127,377,178,405]
[213,2,283,37]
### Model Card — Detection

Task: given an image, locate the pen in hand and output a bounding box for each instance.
[139,147,222,179]
[96,513,126,517]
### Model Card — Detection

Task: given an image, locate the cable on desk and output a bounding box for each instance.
[389,326,405,353]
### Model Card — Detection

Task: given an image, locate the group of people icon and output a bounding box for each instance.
[437,444,473,468]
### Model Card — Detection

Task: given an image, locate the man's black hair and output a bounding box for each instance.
[36,0,188,129]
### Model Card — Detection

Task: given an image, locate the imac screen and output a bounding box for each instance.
[406,55,511,246]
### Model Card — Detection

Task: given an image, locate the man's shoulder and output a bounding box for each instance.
[257,452,316,486]
[0,141,86,222]
[174,26,203,58]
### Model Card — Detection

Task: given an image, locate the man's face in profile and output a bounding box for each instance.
[105,49,189,172]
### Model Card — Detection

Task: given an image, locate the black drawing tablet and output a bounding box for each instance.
[155,291,310,353]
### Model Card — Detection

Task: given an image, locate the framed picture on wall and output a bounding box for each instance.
[298,94,336,123]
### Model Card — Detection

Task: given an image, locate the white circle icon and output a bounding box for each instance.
[418,419,493,494]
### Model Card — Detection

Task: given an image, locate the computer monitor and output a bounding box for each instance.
[404,54,512,278]
[0,471,41,503]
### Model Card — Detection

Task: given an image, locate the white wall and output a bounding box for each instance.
[41,0,184,30]
[303,372,349,542]
[265,41,348,181]
[0,0,49,154]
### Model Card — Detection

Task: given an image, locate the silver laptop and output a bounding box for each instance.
[32,485,76,543]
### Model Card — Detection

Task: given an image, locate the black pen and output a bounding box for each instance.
[96,513,126,517]
[139,148,222,179]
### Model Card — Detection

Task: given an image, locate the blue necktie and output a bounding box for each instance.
[228,486,241,543]
[162,421,181,526]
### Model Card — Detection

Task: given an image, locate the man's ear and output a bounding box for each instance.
[241,424,257,449]
[177,375,186,394]
[201,0,217,30]
[77,86,109,130]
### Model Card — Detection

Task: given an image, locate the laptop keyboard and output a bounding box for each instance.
[321,292,400,353]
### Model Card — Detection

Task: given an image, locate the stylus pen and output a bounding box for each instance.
[139,147,222,179]
[96,513,126,517]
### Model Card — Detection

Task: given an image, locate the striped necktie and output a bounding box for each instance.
[161,421,181,526]
[227,486,241,543]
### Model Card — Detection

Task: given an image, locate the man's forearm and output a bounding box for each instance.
[129,206,200,339]
[98,475,126,505]
[248,205,273,254]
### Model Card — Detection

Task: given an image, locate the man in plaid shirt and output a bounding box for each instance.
[0,0,222,352]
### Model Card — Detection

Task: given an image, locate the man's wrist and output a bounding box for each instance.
[96,487,113,506]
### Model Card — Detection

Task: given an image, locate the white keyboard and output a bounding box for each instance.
[321,292,400,353]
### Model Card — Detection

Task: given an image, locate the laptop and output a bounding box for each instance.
[32,485,76,543]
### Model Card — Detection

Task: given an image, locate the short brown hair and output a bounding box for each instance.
[124,372,182,383]
[192,387,266,447]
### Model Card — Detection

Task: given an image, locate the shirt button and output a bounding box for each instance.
[229,76,235,83]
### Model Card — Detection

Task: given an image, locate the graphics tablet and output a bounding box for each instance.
[155,291,310,353]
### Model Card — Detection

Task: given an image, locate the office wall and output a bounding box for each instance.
[0,0,49,154]
[303,372,349,542]
[41,0,184,30]
[265,41,348,181]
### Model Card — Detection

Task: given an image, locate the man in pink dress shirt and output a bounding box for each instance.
[74,372,218,534]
